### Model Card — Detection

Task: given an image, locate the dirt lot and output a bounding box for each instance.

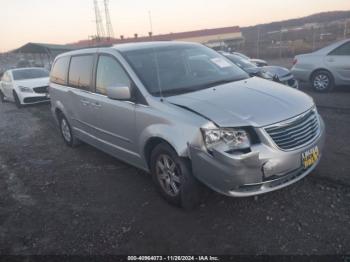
[0,85,349,255]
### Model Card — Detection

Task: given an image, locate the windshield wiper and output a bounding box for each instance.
[203,77,247,88]
[152,76,248,97]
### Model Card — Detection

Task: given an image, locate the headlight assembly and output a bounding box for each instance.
[260,71,274,79]
[201,128,251,152]
[18,86,33,93]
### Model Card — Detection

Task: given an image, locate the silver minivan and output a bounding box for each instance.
[50,42,325,208]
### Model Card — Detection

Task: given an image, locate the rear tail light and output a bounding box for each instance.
[293,58,298,66]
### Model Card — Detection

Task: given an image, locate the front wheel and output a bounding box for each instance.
[311,70,334,92]
[150,143,203,210]
[0,90,6,103]
[13,91,22,108]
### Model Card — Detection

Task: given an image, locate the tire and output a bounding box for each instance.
[311,70,334,92]
[58,114,80,147]
[150,143,203,210]
[13,91,22,108]
[0,90,6,103]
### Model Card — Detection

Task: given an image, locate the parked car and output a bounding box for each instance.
[292,39,350,92]
[0,67,50,108]
[50,42,325,209]
[221,52,298,88]
[233,52,268,67]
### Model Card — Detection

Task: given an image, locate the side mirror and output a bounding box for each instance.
[107,85,131,101]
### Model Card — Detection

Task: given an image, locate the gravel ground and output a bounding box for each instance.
[0,88,349,255]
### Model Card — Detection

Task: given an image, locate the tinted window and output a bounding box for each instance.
[329,42,350,56]
[51,57,70,85]
[224,54,257,70]
[12,68,49,81]
[68,55,94,90]
[96,55,131,95]
[121,44,248,97]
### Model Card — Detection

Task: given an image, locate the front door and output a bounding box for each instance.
[88,54,138,162]
[325,41,350,84]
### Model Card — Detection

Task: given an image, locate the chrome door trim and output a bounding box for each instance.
[72,118,132,144]
[73,127,140,157]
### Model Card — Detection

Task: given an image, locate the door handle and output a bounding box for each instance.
[81,99,90,106]
[92,102,102,109]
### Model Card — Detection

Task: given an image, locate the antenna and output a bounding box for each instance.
[93,0,105,39]
[103,0,115,39]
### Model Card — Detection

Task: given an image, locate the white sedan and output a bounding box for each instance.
[0,67,50,108]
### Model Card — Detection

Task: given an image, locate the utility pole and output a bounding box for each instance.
[104,0,115,39]
[279,28,283,59]
[257,26,260,58]
[345,20,348,39]
[148,10,154,36]
[94,0,105,39]
[312,27,316,51]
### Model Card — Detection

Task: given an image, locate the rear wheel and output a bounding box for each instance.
[150,143,203,210]
[13,91,22,108]
[311,70,334,92]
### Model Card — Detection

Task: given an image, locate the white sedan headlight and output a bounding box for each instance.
[201,128,251,152]
[18,86,33,93]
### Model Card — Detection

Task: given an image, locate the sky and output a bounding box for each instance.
[0,0,349,52]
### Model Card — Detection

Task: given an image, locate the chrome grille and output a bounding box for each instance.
[265,109,320,150]
[33,86,48,94]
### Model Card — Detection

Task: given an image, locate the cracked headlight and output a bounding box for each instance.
[201,128,251,152]
[18,86,33,93]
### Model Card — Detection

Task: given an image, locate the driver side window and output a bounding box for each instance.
[96,55,131,96]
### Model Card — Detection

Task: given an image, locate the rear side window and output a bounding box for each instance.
[68,55,94,90]
[51,57,70,85]
[96,55,131,95]
[329,42,350,56]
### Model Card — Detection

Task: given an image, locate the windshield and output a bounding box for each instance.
[223,54,257,70]
[121,44,248,96]
[12,68,49,81]
[233,52,250,60]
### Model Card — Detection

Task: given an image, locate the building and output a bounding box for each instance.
[72,26,244,50]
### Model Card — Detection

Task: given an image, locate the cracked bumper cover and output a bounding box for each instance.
[189,117,326,197]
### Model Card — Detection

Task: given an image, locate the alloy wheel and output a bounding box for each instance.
[313,74,330,91]
[156,154,181,197]
[61,118,72,143]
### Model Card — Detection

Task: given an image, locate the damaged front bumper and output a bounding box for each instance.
[189,116,326,197]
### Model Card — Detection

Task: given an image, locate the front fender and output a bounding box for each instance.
[138,123,203,163]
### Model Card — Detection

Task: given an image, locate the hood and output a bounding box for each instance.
[250,59,268,66]
[245,67,262,75]
[262,66,291,78]
[14,77,49,88]
[244,67,273,80]
[166,77,314,127]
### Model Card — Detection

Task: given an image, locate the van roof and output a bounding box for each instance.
[56,41,201,58]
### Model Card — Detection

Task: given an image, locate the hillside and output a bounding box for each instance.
[242,10,350,32]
